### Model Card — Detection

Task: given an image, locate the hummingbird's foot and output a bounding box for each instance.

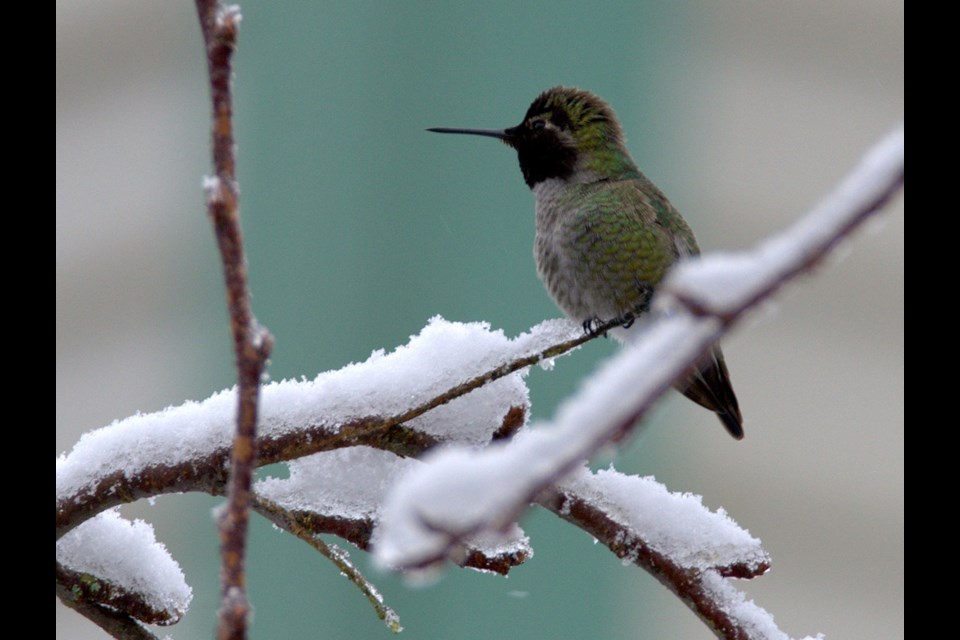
[582,316,608,338]
[617,311,636,329]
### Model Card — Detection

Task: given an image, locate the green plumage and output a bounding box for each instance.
[429,87,744,439]
[534,178,695,321]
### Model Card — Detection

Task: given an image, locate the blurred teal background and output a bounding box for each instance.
[58,2,903,638]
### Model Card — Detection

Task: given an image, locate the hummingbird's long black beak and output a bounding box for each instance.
[427,127,512,141]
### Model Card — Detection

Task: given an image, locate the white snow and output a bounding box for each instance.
[698,571,824,640]
[258,446,531,566]
[375,314,722,568]
[202,175,220,194]
[373,437,541,569]
[54,122,900,638]
[56,509,192,619]
[664,126,904,313]
[57,316,580,505]
[53,124,899,640]
[258,447,414,520]
[559,467,766,571]
[215,4,242,30]
[375,125,904,576]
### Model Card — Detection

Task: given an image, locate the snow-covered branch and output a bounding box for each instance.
[57,113,901,638]
[374,126,903,638]
[55,318,585,538]
[665,126,905,318]
[55,317,597,632]
[55,580,160,640]
[539,470,775,638]
[56,510,192,636]
[255,447,532,574]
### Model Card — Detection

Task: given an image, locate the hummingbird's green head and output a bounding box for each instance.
[429,86,639,189]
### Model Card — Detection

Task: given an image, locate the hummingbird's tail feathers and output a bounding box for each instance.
[677,347,744,440]
[715,406,745,441]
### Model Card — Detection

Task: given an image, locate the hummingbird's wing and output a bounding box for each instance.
[620,180,744,438]
[558,179,688,318]
[617,179,745,439]
[634,178,701,260]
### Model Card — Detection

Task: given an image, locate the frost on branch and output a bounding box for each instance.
[56,510,192,625]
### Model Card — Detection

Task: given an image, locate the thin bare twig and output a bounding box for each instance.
[254,495,403,632]
[194,2,273,638]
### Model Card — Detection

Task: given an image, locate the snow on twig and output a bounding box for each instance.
[56,318,553,533]
[56,510,192,625]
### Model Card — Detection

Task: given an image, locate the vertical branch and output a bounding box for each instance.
[194,2,274,639]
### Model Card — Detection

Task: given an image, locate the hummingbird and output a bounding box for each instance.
[429,86,743,439]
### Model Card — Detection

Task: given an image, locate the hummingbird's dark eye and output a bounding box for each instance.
[531,120,545,131]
